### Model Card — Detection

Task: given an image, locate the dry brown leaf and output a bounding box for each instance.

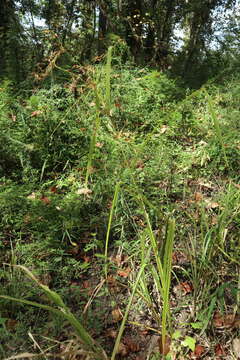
[139,329,149,336]
[106,328,117,339]
[205,200,220,209]
[11,114,16,122]
[76,188,92,195]
[213,312,238,329]
[95,142,103,148]
[6,319,18,331]
[214,343,226,356]
[213,312,227,328]
[4,353,40,360]
[107,275,117,286]
[31,110,43,117]
[193,344,205,358]
[136,160,145,169]
[82,280,90,289]
[27,192,36,200]
[40,196,50,205]
[24,214,31,224]
[197,180,214,189]
[112,307,123,322]
[124,337,140,353]
[194,192,203,202]
[172,251,189,265]
[41,273,52,286]
[117,267,131,278]
[232,315,240,329]
[116,342,128,356]
[180,281,193,294]
[68,245,80,256]
[106,276,122,292]
[105,199,112,209]
[83,255,91,263]
[211,216,218,225]
[174,281,193,296]
[233,338,240,358]
[50,186,58,193]
[111,254,125,267]
[159,125,169,134]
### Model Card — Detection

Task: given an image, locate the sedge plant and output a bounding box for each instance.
[137,196,175,356]
[204,89,229,168]
[85,46,113,186]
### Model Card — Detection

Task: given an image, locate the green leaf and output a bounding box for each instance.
[181,336,196,351]
[172,330,181,339]
[0,317,7,325]
[190,321,204,329]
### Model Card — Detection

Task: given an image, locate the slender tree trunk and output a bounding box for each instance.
[0,0,22,81]
[98,6,107,55]
[125,0,143,64]
[154,0,176,69]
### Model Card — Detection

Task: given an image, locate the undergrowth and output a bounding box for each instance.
[0,51,239,359]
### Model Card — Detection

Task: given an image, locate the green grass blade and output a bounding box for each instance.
[14,265,67,309]
[104,181,121,278]
[143,205,165,288]
[105,46,112,113]
[161,218,175,346]
[0,295,64,317]
[85,111,101,186]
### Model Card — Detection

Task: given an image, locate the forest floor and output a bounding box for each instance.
[0,63,240,359]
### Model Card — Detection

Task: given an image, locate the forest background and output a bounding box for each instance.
[0,1,240,359]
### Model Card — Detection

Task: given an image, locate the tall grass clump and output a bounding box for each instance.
[135,194,175,355]
[85,46,113,185]
[204,89,229,168]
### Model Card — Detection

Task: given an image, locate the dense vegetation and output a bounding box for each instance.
[0,1,240,359]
